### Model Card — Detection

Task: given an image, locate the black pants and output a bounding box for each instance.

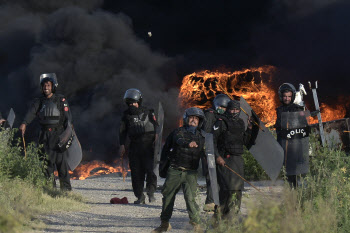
[129,140,157,198]
[40,129,72,191]
[287,174,306,188]
[218,190,242,216]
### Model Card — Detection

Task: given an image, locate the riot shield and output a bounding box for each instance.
[153,102,164,174]
[240,97,284,181]
[281,111,310,175]
[204,133,220,206]
[4,108,15,129]
[58,122,82,171]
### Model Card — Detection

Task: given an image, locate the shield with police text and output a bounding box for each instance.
[240,97,284,182]
[281,111,310,175]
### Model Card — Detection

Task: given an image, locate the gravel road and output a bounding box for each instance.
[37,174,284,233]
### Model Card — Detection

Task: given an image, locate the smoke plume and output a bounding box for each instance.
[0,0,180,161]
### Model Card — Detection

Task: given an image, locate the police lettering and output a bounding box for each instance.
[287,128,307,139]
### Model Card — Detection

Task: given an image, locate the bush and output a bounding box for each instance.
[0,128,87,232]
[0,129,47,188]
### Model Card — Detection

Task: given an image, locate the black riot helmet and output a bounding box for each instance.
[183,107,205,128]
[278,83,296,104]
[213,94,231,112]
[40,73,58,93]
[226,100,241,118]
[123,88,143,105]
[227,100,241,111]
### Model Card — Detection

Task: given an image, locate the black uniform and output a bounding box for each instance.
[275,103,304,187]
[213,113,251,214]
[201,108,220,205]
[119,106,158,200]
[22,94,72,190]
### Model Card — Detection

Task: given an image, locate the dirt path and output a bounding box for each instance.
[36,174,283,233]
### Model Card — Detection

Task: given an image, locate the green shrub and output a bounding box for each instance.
[0,128,87,232]
[0,129,47,188]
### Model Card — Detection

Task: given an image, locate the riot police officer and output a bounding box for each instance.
[275,83,307,188]
[153,107,206,233]
[201,94,230,211]
[213,100,252,218]
[19,73,73,191]
[119,88,158,204]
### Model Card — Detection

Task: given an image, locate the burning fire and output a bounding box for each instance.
[179,66,347,127]
[310,103,347,124]
[55,159,129,180]
[179,66,278,126]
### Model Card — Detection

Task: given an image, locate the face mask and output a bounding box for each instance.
[128,105,141,114]
[216,108,225,114]
[226,111,240,119]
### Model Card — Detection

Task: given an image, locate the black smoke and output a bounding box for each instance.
[1,0,349,161]
[0,0,180,161]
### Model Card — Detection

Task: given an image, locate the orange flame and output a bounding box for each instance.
[55,159,129,180]
[310,103,347,124]
[179,66,278,126]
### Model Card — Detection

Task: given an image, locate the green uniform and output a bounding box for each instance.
[159,126,205,224]
[161,167,200,223]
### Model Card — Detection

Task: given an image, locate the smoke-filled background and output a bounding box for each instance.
[0,0,349,161]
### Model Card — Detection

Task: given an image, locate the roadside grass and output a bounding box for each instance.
[0,128,88,232]
[205,133,350,233]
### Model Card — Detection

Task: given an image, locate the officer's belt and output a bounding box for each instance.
[171,166,191,172]
[280,126,310,140]
[41,116,60,120]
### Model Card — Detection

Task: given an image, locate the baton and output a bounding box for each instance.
[344,131,350,133]
[22,135,27,159]
[224,164,263,194]
[215,81,264,132]
[121,152,126,182]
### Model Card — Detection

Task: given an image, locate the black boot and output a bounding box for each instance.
[134,194,146,204]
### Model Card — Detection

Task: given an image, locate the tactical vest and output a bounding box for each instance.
[38,97,62,126]
[170,128,205,170]
[220,116,245,155]
[126,110,155,138]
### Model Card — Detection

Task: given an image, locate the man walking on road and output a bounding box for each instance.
[19,73,73,191]
[153,107,206,233]
[119,88,159,204]
[213,100,252,219]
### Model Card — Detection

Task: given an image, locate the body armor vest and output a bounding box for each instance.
[126,110,155,138]
[170,128,205,170]
[38,97,61,125]
[220,116,245,155]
